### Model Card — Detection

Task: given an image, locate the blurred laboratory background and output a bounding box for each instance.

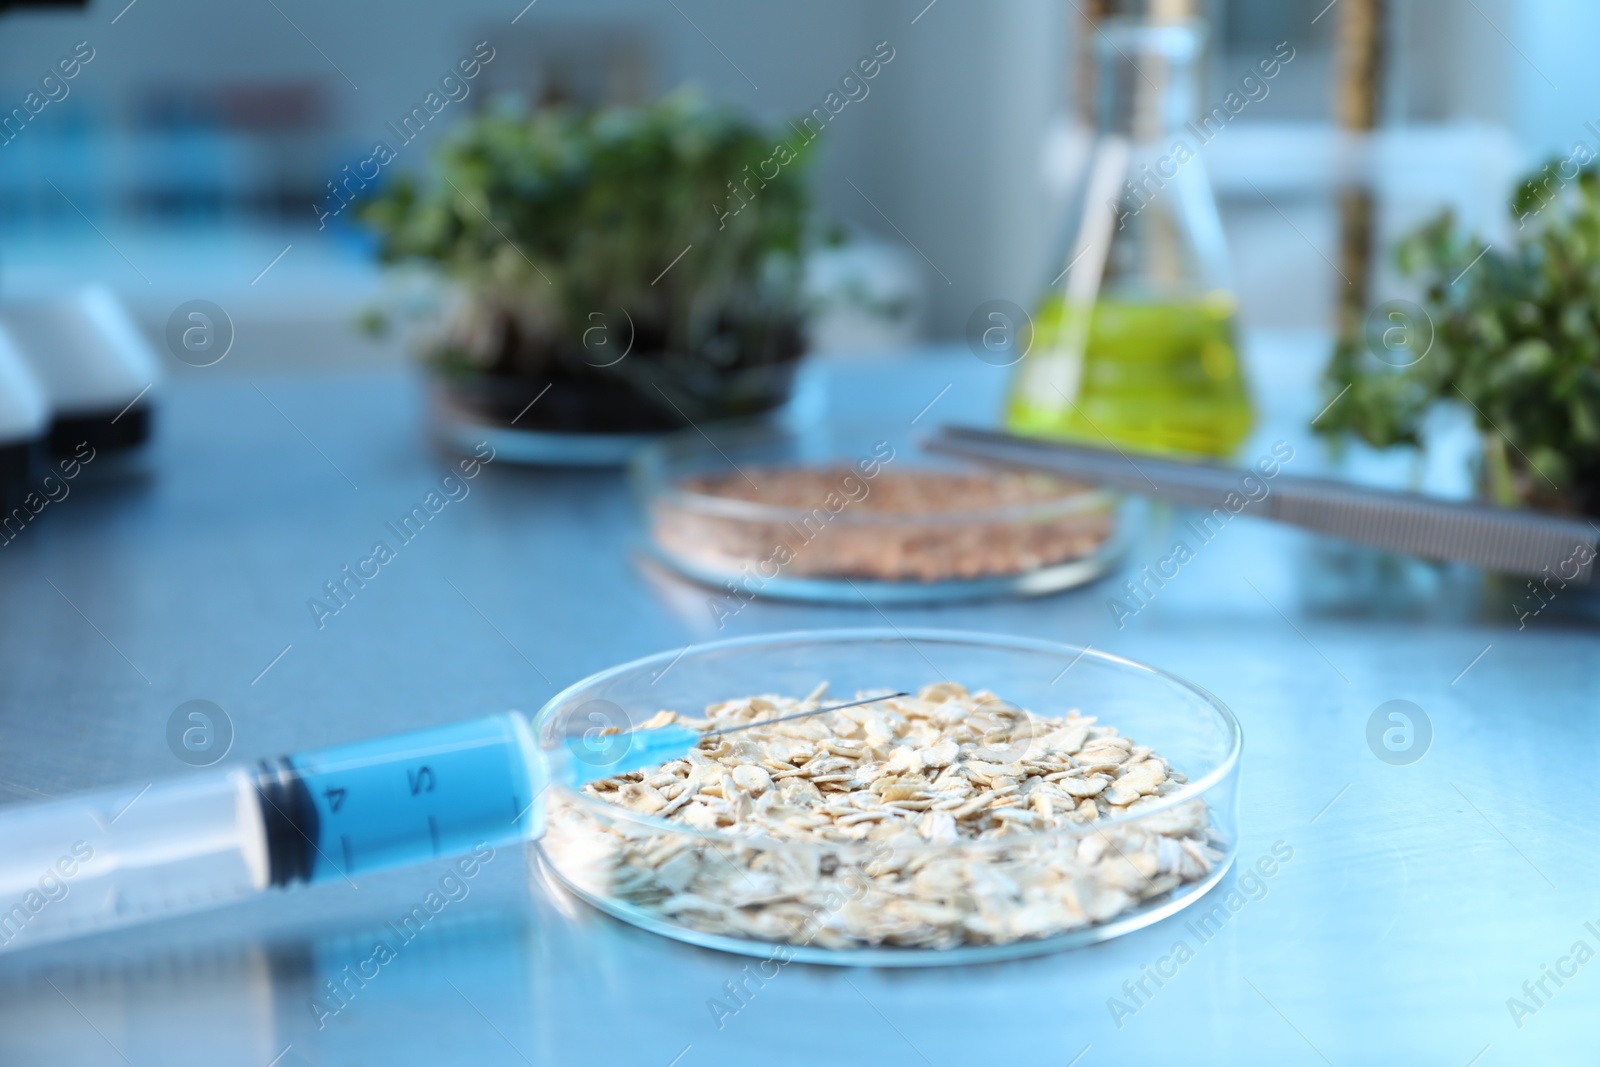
[0,0,1584,365]
[7,5,1600,1062]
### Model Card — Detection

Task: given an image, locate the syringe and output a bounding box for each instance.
[0,693,901,953]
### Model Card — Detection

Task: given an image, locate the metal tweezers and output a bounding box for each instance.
[924,426,1598,584]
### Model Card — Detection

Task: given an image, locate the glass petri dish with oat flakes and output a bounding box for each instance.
[632,421,1127,603]
[532,630,1241,967]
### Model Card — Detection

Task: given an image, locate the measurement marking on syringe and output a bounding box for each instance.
[428,816,440,855]
[341,835,353,874]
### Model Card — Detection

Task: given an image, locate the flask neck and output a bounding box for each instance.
[1093,19,1203,140]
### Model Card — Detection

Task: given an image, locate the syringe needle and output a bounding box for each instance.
[708,691,908,736]
[566,692,911,784]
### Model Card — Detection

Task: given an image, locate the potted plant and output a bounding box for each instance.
[359,90,814,460]
[1318,161,1600,516]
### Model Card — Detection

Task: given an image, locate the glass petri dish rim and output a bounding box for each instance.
[532,628,1242,857]
[634,534,1127,605]
[631,418,1118,528]
[532,847,1238,968]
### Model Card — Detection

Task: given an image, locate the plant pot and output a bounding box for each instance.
[1478,432,1595,515]
[429,353,803,467]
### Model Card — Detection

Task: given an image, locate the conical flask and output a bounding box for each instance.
[1007,16,1253,456]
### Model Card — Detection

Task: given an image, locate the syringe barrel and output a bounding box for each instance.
[269,712,544,885]
[0,767,269,953]
[0,712,547,954]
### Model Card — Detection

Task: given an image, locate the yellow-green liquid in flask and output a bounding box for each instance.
[1007,293,1254,457]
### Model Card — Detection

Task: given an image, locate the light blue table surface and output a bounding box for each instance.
[1,337,1596,1066]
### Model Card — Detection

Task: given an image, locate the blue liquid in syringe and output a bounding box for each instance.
[283,713,540,883]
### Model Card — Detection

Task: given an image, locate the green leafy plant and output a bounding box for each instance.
[1318,162,1600,515]
[359,89,814,429]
